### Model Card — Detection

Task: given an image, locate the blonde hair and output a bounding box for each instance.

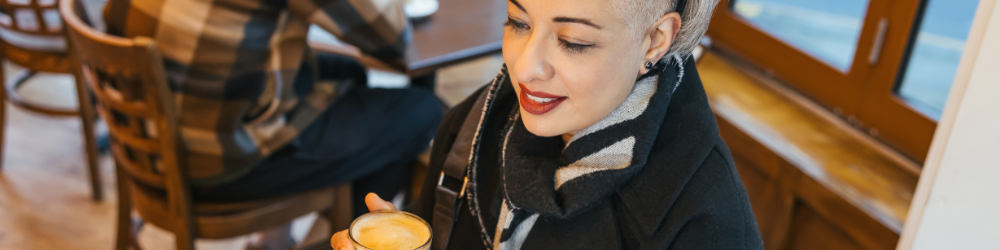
[611,0,719,62]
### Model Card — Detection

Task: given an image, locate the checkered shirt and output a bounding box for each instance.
[103,0,410,184]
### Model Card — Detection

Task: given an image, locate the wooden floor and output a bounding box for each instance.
[0,54,501,250]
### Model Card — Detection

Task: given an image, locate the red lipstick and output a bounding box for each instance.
[518,83,567,115]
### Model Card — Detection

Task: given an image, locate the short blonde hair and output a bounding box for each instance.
[611,0,719,62]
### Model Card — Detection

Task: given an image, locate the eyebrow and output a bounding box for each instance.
[553,17,602,29]
[509,0,527,13]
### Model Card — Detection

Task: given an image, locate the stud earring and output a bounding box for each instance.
[645,61,653,70]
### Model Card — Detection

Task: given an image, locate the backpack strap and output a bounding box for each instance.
[432,89,490,250]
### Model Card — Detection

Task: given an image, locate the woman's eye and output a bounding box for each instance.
[559,39,595,53]
[504,17,530,33]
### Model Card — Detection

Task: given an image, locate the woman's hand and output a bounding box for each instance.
[330,230,354,250]
[330,193,398,250]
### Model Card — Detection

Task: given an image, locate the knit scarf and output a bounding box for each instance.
[466,56,686,250]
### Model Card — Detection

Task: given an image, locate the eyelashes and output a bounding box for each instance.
[505,17,530,33]
[505,17,596,53]
[558,39,594,53]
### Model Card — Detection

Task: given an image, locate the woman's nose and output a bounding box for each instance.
[512,35,554,85]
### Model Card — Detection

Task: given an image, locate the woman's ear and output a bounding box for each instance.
[640,12,682,74]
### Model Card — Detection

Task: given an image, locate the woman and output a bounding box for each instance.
[334,0,764,248]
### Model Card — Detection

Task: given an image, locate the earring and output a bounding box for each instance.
[645,61,653,70]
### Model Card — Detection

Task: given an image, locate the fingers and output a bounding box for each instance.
[331,230,355,250]
[334,193,396,250]
[365,193,397,212]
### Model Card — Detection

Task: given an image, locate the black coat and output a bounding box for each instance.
[409,59,764,249]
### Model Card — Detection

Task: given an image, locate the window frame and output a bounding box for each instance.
[706,0,893,115]
[856,0,935,163]
[706,0,944,162]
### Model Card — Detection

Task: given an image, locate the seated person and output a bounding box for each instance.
[103,0,442,248]
[333,0,764,249]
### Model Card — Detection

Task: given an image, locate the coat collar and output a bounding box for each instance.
[615,57,721,236]
[465,57,720,240]
[499,58,684,220]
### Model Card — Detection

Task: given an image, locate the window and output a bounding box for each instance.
[707,0,983,163]
[896,0,979,119]
[733,0,870,71]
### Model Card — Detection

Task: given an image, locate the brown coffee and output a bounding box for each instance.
[350,211,431,250]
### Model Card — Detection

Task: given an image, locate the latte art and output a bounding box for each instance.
[350,211,431,250]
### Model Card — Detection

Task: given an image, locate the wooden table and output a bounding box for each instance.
[308,0,507,87]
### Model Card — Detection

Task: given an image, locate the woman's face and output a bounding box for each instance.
[503,0,655,137]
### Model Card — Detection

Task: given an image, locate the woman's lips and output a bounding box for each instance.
[518,83,567,115]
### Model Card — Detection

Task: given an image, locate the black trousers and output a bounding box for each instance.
[194,55,443,217]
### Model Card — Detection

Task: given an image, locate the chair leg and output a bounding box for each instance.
[74,72,103,201]
[174,220,196,250]
[325,183,354,233]
[115,165,135,250]
[171,190,197,250]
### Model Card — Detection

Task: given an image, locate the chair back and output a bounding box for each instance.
[62,2,200,248]
[0,0,67,36]
[63,2,353,249]
[61,0,182,192]
[0,0,87,70]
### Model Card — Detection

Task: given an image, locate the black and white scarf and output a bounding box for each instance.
[465,55,686,250]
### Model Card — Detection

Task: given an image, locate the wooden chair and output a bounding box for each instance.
[0,0,102,200]
[60,0,354,249]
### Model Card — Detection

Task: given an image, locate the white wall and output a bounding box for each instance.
[897,0,1000,249]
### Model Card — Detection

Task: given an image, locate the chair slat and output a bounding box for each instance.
[111,145,165,189]
[0,0,64,36]
[81,68,152,117]
[96,106,161,152]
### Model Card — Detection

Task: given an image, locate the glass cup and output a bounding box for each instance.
[349,211,432,250]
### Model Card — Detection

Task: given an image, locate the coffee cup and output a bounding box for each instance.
[404,0,438,19]
[349,211,432,250]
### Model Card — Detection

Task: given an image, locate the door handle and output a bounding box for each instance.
[868,18,889,65]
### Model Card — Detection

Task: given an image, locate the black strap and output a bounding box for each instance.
[432,184,462,250]
[432,90,490,250]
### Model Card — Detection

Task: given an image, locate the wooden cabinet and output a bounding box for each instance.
[721,118,902,250]
[700,51,918,250]
[785,205,867,250]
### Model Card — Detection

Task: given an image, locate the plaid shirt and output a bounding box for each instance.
[103,0,409,184]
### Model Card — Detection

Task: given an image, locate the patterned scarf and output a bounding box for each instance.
[467,56,686,250]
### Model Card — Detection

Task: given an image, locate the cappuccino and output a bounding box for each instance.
[350,211,431,250]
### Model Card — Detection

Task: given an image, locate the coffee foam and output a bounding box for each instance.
[351,212,430,250]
